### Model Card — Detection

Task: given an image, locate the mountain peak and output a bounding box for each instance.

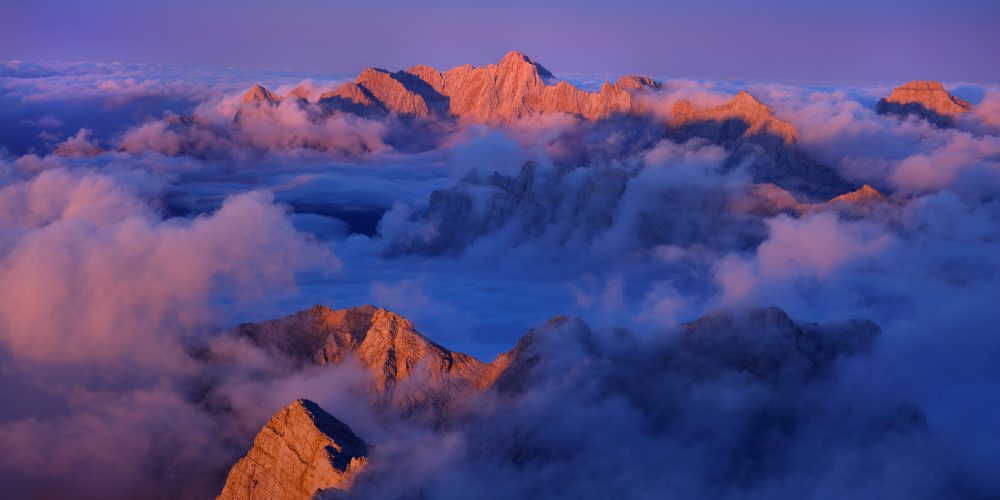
[730,90,762,107]
[497,50,556,80]
[829,183,886,205]
[242,83,277,105]
[217,399,369,500]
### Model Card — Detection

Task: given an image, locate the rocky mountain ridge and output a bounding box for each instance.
[251,50,663,122]
[234,50,665,125]
[218,304,896,498]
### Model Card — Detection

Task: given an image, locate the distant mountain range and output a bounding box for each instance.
[234,52,973,202]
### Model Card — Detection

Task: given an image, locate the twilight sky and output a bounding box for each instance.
[2,0,999,83]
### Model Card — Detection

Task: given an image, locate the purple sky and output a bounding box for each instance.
[2,0,999,82]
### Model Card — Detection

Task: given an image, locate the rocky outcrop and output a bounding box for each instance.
[876,80,972,126]
[217,399,369,500]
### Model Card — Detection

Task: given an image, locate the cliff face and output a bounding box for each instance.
[876,80,972,126]
[217,399,369,500]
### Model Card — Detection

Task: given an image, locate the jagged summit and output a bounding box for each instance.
[877,80,972,126]
[217,399,369,500]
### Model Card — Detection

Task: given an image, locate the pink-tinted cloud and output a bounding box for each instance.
[714,212,894,304]
[0,170,333,365]
[52,128,102,157]
[120,97,391,158]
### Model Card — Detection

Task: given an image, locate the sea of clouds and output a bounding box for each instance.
[0,60,998,498]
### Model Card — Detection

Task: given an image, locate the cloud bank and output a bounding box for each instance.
[0,60,998,498]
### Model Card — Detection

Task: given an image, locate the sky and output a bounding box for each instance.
[2,0,1000,82]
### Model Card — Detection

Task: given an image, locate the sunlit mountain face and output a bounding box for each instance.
[2,1,1000,498]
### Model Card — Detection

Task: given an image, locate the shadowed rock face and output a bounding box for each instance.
[217,399,368,500]
[876,80,972,126]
